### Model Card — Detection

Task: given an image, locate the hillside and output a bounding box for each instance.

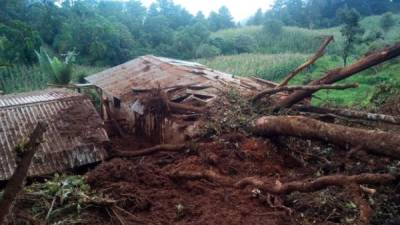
[199,14,400,108]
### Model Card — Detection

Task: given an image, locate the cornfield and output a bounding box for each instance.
[198,53,310,81]
[0,65,106,94]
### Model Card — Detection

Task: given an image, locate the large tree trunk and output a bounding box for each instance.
[252,116,400,159]
[273,43,400,110]
[0,122,47,224]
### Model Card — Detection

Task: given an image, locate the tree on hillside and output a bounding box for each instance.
[337,6,364,66]
[247,8,264,26]
[380,12,395,36]
[208,6,235,31]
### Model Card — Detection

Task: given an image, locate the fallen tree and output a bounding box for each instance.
[273,42,400,110]
[252,116,400,159]
[0,122,47,224]
[294,105,400,124]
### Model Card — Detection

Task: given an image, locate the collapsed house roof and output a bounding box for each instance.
[85,55,273,102]
[0,88,109,180]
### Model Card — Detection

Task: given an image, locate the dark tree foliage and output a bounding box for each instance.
[266,0,399,28]
[0,0,234,66]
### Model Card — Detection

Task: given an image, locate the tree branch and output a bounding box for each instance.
[0,122,48,224]
[253,83,358,102]
[273,42,400,110]
[278,36,334,87]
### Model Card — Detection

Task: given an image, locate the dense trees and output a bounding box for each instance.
[0,0,238,66]
[266,0,400,28]
[1,0,399,67]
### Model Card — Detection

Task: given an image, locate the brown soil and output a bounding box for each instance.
[87,134,296,225]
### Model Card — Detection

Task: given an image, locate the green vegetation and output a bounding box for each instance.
[198,53,309,81]
[36,48,75,85]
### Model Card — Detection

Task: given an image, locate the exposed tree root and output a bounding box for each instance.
[253,116,400,159]
[253,83,358,102]
[235,173,396,195]
[348,184,372,225]
[114,144,187,158]
[169,169,396,195]
[0,122,47,224]
[169,169,234,186]
[277,36,334,87]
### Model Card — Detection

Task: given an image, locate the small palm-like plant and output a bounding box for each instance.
[35,48,75,85]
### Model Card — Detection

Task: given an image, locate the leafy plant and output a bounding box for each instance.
[35,48,76,85]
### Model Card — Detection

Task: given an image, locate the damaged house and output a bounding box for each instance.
[86,55,273,143]
[0,88,109,180]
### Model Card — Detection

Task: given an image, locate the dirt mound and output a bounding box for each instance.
[86,135,297,225]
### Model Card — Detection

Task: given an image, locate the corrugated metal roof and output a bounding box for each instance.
[85,55,265,98]
[0,88,82,107]
[0,88,109,180]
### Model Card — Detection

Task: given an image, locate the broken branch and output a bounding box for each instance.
[253,116,400,159]
[0,122,48,224]
[253,83,358,102]
[274,42,400,110]
[278,36,334,87]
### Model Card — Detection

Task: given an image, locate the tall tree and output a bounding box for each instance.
[247,8,264,26]
[337,6,364,65]
[208,6,235,31]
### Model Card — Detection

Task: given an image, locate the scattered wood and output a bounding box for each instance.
[253,83,358,102]
[0,122,48,224]
[115,144,187,158]
[273,42,400,110]
[277,36,334,87]
[294,105,400,124]
[253,116,400,159]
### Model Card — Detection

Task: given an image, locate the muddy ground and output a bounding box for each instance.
[84,130,399,225]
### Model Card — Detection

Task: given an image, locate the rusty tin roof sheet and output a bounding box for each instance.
[0,88,109,180]
[85,55,266,98]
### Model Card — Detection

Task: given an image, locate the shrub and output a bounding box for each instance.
[262,19,283,36]
[195,44,221,58]
[234,34,257,53]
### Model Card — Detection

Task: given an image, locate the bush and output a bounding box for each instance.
[262,19,283,36]
[195,44,221,58]
[234,34,257,53]
[380,12,395,34]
